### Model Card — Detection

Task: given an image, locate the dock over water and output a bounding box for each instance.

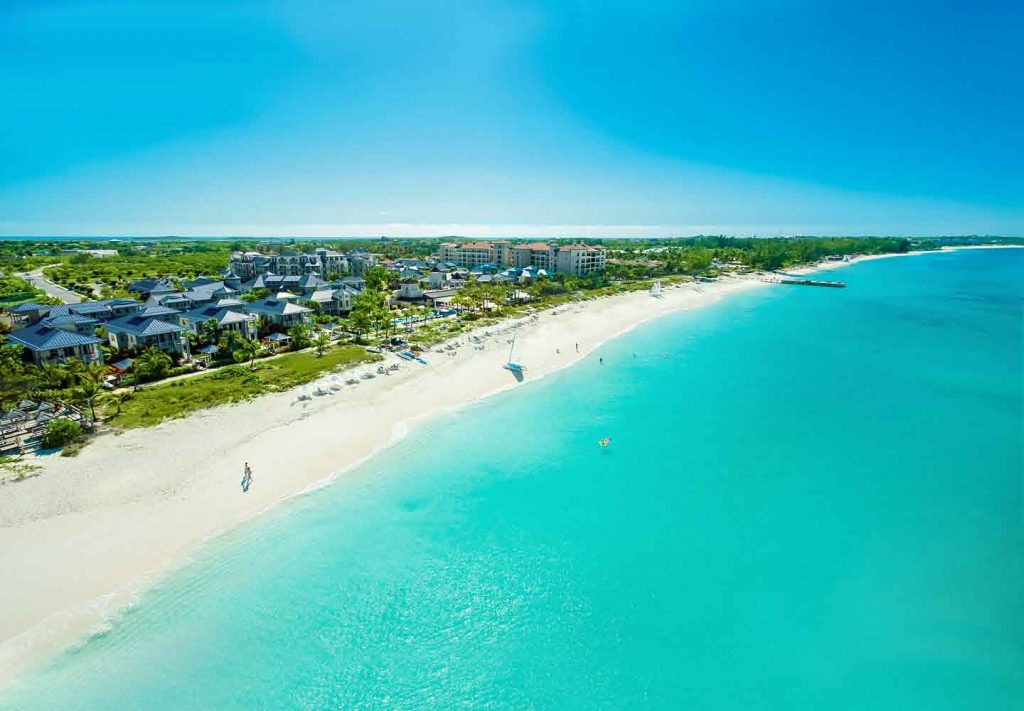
[778,277,846,288]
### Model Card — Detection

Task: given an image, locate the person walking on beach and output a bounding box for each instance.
[241,462,253,492]
[575,342,579,353]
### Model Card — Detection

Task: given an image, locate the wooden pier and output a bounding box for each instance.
[778,277,846,288]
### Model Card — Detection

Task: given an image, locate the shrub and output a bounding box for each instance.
[41,418,83,449]
[60,440,86,457]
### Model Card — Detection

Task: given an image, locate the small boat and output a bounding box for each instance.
[599,437,611,448]
[650,280,662,298]
[503,334,525,374]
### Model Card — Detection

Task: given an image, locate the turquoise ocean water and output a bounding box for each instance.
[4,249,1021,709]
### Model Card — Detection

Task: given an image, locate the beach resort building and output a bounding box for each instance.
[2,301,50,329]
[177,305,260,341]
[229,248,368,280]
[301,283,363,316]
[105,314,191,357]
[5,298,143,329]
[439,241,513,269]
[513,243,557,271]
[556,244,607,276]
[243,298,313,330]
[5,324,104,366]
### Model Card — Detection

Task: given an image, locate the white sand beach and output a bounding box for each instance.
[0,245,1014,686]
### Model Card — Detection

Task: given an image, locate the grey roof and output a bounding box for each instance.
[182,290,217,302]
[138,305,182,318]
[263,332,291,341]
[218,310,255,326]
[7,301,47,313]
[105,314,185,337]
[181,305,256,328]
[45,298,141,319]
[423,288,459,299]
[128,278,175,292]
[244,299,311,317]
[195,344,219,355]
[111,358,134,370]
[41,314,97,327]
[65,301,113,315]
[5,325,102,352]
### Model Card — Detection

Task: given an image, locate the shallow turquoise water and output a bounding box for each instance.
[5,249,1022,709]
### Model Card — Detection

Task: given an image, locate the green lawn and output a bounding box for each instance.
[104,345,378,429]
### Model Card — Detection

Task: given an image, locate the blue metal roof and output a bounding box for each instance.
[8,301,47,313]
[5,325,102,352]
[105,315,185,337]
[41,314,97,326]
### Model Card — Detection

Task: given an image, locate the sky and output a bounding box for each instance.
[1,0,1021,237]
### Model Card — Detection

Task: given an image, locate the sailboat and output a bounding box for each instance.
[503,334,525,374]
[650,280,662,298]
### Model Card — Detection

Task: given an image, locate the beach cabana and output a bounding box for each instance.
[193,344,219,366]
[262,332,291,352]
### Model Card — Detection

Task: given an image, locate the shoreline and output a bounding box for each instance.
[0,244,1016,687]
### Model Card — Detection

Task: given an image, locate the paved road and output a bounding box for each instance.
[17,266,83,304]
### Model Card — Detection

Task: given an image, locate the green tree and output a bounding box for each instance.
[200,318,220,345]
[363,266,392,292]
[287,324,312,350]
[232,339,261,370]
[137,347,172,382]
[349,289,388,341]
[0,344,38,409]
[313,331,330,357]
[62,357,85,384]
[105,390,132,418]
[41,418,82,449]
[218,329,245,355]
[75,374,103,422]
[37,362,68,390]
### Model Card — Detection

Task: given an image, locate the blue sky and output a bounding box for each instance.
[1,0,1021,237]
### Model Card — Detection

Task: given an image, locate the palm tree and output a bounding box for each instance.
[137,347,172,382]
[232,339,261,370]
[38,363,67,390]
[75,373,103,423]
[200,318,219,345]
[82,361,107,385]
[219,330,244,355]
[313,331,330,357]
[104,390,131,419]
[62,357,84,385]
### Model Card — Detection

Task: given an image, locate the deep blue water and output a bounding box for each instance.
[4,248,1021,709]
